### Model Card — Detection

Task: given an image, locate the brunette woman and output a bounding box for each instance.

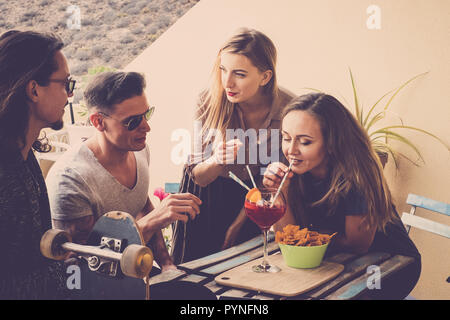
[263,93,421,299]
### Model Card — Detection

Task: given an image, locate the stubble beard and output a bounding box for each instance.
[49,100,68,131]
[50,119,64,131]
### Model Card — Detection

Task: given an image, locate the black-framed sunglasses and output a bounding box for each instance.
[99,106,155,131]
[48,77,76,95]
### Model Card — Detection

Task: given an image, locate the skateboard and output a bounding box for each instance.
[41,211,153,299]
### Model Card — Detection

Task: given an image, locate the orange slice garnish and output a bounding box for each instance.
[246,188,262,203]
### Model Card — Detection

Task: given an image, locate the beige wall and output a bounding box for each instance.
[125,0,450,299]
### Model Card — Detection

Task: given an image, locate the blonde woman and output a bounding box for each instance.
[171,28,295,263]
[263,93,421,299]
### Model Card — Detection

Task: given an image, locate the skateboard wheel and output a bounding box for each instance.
[40,229,72,260]
[121,244,153,279]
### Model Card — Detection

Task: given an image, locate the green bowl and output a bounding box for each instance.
[279,242,329,269]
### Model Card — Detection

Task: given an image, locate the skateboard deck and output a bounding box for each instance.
[42,211,217,300]
[73,211,150,300]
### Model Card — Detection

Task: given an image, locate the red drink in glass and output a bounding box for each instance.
[244,201,285,231]
[244,187,286,273]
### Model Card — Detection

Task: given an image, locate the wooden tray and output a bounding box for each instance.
[215,253,344,297]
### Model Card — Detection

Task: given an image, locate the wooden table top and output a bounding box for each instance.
[149,233,414,300]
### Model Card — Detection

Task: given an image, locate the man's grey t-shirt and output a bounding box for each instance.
[46,143,150,222]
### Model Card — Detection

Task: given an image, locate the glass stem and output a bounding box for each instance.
[262,229,269,267]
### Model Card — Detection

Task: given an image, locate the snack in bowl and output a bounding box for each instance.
[276,224,337,268]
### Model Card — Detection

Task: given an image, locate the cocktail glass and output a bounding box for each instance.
[244,188,286,273]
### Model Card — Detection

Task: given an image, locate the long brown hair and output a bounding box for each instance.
[0,30,64,151]
[284,93,397,232]
[198,28,278,148]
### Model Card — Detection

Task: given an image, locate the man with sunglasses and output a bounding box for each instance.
[0,30,74,299]
[46,72,203,291]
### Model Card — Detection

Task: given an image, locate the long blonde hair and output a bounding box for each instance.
[198,28,279,146]
[284,93,398,233]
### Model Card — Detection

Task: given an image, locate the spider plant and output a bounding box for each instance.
[349,68,449,168]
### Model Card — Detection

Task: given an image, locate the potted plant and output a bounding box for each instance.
[348,69,449,168]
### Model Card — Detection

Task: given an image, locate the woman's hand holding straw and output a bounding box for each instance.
[270,162,293,207]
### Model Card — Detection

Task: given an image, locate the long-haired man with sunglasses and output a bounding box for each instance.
[0,30,74,299]
[46,72,206,298]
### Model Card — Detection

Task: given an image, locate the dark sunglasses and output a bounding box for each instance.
[100,107,155,131]
[48,77,76,94]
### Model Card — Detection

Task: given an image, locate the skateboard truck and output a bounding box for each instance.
[40,229,153,279]
[81,237,122,277]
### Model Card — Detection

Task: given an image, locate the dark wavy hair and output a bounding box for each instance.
[0,30,64,152]
[283,93,397,233]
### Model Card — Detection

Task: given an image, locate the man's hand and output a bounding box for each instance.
[154,192,202,226]
[137,193,201,243]
[161,263,178,273]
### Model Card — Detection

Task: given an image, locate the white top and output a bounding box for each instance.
[46,142,150,222]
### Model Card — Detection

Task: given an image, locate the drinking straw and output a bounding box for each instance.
[270,162,293,207]
[246,165,257,189]
[228,171,251,191]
